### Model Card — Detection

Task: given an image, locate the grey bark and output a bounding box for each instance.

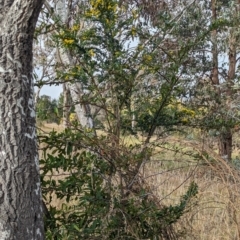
[0,0,44,239]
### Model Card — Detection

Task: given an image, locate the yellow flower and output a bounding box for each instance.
[63,39,74,45]
[87,0,117,17]
[181,117,189,124]
[115,51,121,57]
[182,109,195,117]
[88,49,95,57]
[108,4,117,12]
[85,8,100,17]
[131,27,137,36]
[137,44,144,51]
[70,113,77,122]
[90,0,103,7]
[143,55,152,62]
[132,10,138,19]
[71,25,79,32]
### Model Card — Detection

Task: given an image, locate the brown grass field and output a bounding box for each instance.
[39,123,240,239]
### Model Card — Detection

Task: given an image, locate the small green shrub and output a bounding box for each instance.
[40,128,198,239]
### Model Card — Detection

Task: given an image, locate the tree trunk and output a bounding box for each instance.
[63,83,71,127]
[211,0,219,86]
[217,2,238,162]
[219,129,232,161]
[0,0,44,239]
[54,0,95,129]
[34,86,42,104]
[66,82,94,128]
[220,29,237,162]
[211,0,233,161]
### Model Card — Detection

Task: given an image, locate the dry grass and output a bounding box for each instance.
[39,123,240,239]
[144,137,240,240]
[145,167,240,239]
[37,122,64,133]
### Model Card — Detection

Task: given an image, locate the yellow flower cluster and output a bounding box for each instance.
[143,55,152,62]
[178,104,195,117]
[167,101,196,125]
[88,49,95,57]
[69,113,77,122]
[71,25,80,32]
[132,10,138,20]
[115,51,121,57]
[86,0,117,17]
[131,27,137,36]
[107,3,117,12]
[90,0,103,6]
[177,103,196,124]
[63,39,74,45]
[181,108,195,117]
[85,8,100,17]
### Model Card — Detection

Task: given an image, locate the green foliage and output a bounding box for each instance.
[36,95,60,123]
[40,129,198,239]
[38,0,216,239]
[52,0,206,136]
[136,99,196,132]
[36,93,75,124]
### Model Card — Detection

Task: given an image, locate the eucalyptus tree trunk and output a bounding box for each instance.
[66,82,94,128]
[0,0,44,239]
[54,0,94,129]
[63,83,71,127]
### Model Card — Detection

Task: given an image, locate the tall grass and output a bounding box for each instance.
[144,137,240,239]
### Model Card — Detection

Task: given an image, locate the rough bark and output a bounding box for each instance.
[0,0,44,239]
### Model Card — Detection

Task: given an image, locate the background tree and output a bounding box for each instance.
[0,0,44,239]
[36,95,60,124]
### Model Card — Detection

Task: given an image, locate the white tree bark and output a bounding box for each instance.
[34,86,42,104]
[0,0,44,239]
[67,82,94,128]
[54,0,94,128]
